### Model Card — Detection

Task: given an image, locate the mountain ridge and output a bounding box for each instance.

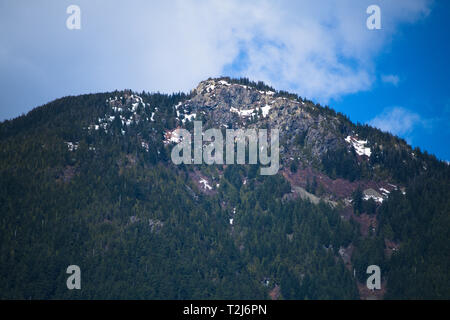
[0,77,449,299]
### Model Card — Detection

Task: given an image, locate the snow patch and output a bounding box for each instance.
[182,113,196,123]
[164,129,183,145]
[345,136,371,157]
[65,141,79,152]
[230,106,255,117]
[364,194,383,203]
[260,104,271,117]
[141,141,149,152]
[199,178,212,190]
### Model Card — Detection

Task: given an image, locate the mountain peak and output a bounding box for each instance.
[1,77,449,300]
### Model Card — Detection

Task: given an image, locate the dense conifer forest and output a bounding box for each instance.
[1,80,449,299]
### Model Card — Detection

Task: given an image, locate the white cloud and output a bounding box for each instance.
[158,0,431,102]
[0,0,433,118]
[381,74,400,86]
[369,107,422,136]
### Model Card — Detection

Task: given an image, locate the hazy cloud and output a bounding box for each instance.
[381,74,400,86]
[369,107,423,137]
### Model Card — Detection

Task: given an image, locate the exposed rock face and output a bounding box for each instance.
[175,78,347,165]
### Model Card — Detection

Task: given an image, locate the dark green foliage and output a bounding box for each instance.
[214,77,276,93]
[0,91,359,300]
[237,181,359,299]
[363,198,377,215]
[322,148,362,181]
[224,165,244,190]
[294,131,306,147]
[351,237,386,283]
[377,170,450,299]
[306,176,318,195]
[0,85,448,300]
[352,187,364,215]
[290,161,298,173]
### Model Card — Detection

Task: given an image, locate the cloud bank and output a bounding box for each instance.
[0,0,432,119]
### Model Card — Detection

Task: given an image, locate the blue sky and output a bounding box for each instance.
[0,0,449,160]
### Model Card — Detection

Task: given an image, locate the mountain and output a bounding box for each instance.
[0,77,449,299]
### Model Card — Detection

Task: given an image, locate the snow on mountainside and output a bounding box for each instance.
[80,77,424,207]
[345,135,371,157]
